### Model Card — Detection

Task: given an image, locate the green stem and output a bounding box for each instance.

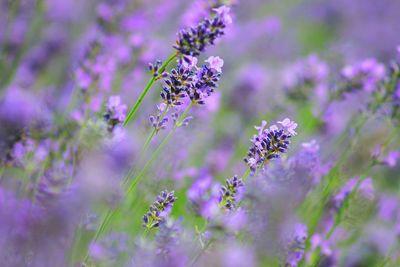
[195,166,251,263]
[121,105,171,188]
[126,102,194,202]
[242,168,251,181]
[127,129,176,196]
[83,102,194,263]
[0,0,45,91]
[142,105,170,151]
[190,239,212,266]
[123,53,177,126]
[0,166,4,182]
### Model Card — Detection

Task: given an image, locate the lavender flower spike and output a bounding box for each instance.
[143,190,177,229]
[244,119,297,173]
[174,5,232,56]
[104,95,127,132]
[219,175,244,210]
[285,224,308,267]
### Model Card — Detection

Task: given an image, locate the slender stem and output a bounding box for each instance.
[83,75,176,262]
[127,129,176,195]
[190,239,212,266]
[193,166,251,264]
[84,102,194,263]
[0,166,4,182]
[126,102,194,201]
[175,102,193,127]
[121,105,171,188]
[83,208,119,263]
[143,228,150,239]
[143,128,158,151]
[0,0,45,91]
[142,105,170,151]
[123,53,177,126]
[242,168,251,181]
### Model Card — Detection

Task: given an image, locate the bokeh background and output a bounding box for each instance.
[0,0,399,266]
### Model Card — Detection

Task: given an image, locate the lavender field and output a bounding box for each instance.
[1,0,400,266]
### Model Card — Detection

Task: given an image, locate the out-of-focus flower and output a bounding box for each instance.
[310,234,333,256]
[221,243,256,267]
[384,150,400,167]
[283,55,329,103]
[187,170,220,218]
[223,208,247,232]
[285,224,308,267]
[371,146,400,167]
[333,177,374,210]
[104,95,127,132]
[339,58,385,94]
[378,195,399,222]
[89,232,129,264]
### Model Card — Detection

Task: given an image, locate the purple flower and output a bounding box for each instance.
[205,56,224,72]
[340,58,385,93]
[378,195,398,222]
[384,150,400,167]
[188,172,213,202]
[333,177,374,209]
[222,244,256,267]
[213,5,233,25]
[244,119,297,173]
[371,147,400,167]
[310,234,333,256]
[189,62,222,104]
[277,118,298,136]
[174,5,232,56]
[143,190,177,229]
[219,175,244,210]
[187,170,220,218]
[149,114,169,132]
[160,57,222,107]
[223,208,248,232]
[301,139,320,153]
[96,3,114,23]
[285,224,308,267]
[179,55,198,69]
[283,54,329,102]
[395,84,400,99]
[104,95,127,131]
[160,64,195,107]
[148,60,163,77]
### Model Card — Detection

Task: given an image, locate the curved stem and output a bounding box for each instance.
[123,53,177,126]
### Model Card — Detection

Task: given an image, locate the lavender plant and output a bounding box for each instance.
[0,1,400,267]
